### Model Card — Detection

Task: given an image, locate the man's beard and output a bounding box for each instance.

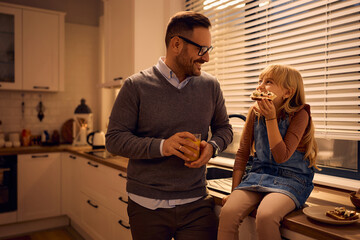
[176,47,202,78]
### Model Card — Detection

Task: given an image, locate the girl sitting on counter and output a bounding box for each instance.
[218,64,319,240]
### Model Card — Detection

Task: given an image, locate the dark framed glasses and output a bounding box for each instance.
[174,36,213,56]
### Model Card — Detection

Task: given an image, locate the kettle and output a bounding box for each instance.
[87,131,105,149]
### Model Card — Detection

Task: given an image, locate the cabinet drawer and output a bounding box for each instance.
[109,171,127,195]
[80,159,126,190]
[106,188,129,221]
[80,193,112,240]
[79,159,107,197]
[105,167,127,194]
[110,211,132,240]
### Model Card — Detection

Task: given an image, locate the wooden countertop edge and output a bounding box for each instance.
[1,145,359,240]
[0,145,128,172]
[65,148,128,173]
[282,212,346,240]
[0,145,69,155]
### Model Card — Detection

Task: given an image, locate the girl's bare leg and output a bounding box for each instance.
[255,192,296,240]
[218,190,263,240]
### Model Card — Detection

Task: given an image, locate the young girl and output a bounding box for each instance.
[218,65,318,240]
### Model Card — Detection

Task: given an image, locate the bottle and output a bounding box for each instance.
[21,129,31,147]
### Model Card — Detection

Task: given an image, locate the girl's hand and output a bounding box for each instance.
[254,99,276,120]
[222,195,230,206]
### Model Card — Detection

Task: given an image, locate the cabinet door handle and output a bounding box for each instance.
[87,161,98,168]
[118,196,128,204]
[113,77,123,81]
[69,155,76,159]
[118,173,127,179]
[118,220,130,229]
[33,86,50,89]
[87,200,98,208]
[31,154,49,158]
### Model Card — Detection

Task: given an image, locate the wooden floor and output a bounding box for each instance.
[2,227,84,240]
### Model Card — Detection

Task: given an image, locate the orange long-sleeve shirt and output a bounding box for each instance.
[233,105,310,172]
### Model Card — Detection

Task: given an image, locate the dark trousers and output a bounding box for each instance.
[127,195,218,240]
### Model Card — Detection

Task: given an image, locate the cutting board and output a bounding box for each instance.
[61,119,74,143]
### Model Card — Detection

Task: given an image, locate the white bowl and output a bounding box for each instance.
[5,141,13,148]
[13,141,21,147]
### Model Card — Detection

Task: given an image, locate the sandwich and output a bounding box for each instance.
[250,90,277,101]
[325,207,359,221]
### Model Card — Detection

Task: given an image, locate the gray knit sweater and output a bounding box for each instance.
[106,66,233,199]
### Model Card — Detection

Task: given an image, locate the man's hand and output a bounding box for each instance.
[184,141,213,168]
[162,132,199,161]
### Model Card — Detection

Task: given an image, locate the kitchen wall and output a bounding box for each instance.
[0,0,101,141]
[134,0,183,73]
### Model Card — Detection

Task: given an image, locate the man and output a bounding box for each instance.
[106,11,233,240]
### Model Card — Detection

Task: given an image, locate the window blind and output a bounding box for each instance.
[185,0,360,140]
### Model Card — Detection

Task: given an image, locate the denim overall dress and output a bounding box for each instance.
[235,114,314,208]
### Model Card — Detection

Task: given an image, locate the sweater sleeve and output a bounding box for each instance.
[233,108,255,171]
[208,80,233,152]
[271,107,309,163]
[105,78,163,159]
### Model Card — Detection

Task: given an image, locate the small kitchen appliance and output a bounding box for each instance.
[73,99,93,146]
[87,131,105,149]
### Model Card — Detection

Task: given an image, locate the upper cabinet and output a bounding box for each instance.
[102,0,134,88]
[0,3,65,92]
[0,5,22,90]
[22,9,64,91]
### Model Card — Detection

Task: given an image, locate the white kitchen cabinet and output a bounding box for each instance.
[79,192,113,240]
[109,211,132,240]
[77,157,131,240]
[102,163,131,239]
[79,157,107,203]
[17,152,61,222]
[0,2,65,92]
[22,8,64,91]
[61,153,81,223]
[0,4,22,90]
[102,0,134,85]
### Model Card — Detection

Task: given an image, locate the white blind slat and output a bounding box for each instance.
[186,0,360,140]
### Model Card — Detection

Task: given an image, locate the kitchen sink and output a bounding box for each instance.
[85,150,116,159]
[206,166,233,180]
[206,166,233,195]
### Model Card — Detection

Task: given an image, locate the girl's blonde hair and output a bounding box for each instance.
[259,64,319,169]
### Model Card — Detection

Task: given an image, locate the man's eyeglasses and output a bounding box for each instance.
[174,36,213,56]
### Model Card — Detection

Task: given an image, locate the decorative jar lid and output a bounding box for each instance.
[74,99,92,114]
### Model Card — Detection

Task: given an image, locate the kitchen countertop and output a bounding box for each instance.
[0,144,129,172]
[1,145,359,240]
